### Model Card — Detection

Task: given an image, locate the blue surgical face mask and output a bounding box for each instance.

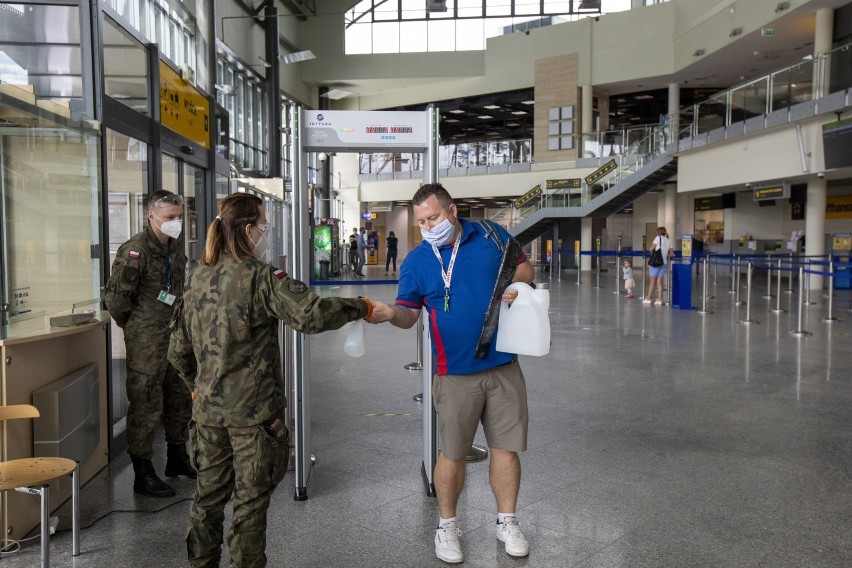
[421,217,456,247]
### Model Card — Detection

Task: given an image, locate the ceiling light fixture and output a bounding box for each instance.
[477,115,493,119]
[521,100,535,105]
[281,50,316,64]
[483,104,500,110]
[511,110,528,115]
[448,109,465,114]
[321,88,354,100]
[214,84,236,96]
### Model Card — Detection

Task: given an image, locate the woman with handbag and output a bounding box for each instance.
[643,227,672,305]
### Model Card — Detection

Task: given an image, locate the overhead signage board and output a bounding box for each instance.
[369,201,392,212]
[695,196,724,211]
[753,182,790,201]
[514,185,542,209]
[303,110,430,152]
[546,178,582,191]
[159,62,210,149]
[455,204,471,217]
[584,160,617,186]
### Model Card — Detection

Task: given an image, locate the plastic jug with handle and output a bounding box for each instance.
[495,282,550,356]
[344,319,366,357]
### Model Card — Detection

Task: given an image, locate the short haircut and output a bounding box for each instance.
[413,183,454,209]
[147,189,180,211]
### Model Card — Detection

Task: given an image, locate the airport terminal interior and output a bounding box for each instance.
[4,269,852,567]
[2,0,852,566]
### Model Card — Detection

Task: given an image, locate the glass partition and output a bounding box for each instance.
[0,117,102,337]
[0,3,102,339]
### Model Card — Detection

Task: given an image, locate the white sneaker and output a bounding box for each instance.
[496,516,529,557]
[435,521,463,564]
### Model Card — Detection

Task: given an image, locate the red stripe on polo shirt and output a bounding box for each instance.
[429,307,448,376]
[396,298,422,309]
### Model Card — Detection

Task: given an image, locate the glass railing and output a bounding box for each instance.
[503,124,674,229]
[358,138,532,179]
[679,42,851,140]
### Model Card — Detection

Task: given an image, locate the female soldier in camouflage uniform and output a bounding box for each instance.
[168,193,374,568]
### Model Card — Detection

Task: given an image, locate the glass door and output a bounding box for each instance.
[161,152,204,268]
[104,128,149,446]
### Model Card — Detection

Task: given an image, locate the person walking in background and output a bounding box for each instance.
[385,230,398,274]
[692,235,705,275]
[349,229,359,273]
[104,189,195,498]
[356,227,367,276]
[623,258,635,299]
[644,226,672,305]
[168,193,375,568]
[367,183,536,564]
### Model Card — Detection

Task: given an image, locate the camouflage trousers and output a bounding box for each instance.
[186,421,290,568]
[126,360,191,459]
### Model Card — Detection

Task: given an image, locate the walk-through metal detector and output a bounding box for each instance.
[288,106,440,499]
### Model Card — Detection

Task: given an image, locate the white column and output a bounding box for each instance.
[581,217,593,271]
[814,8,834,97]
[664,184,676,242]
[581,85,594,135]
[805,178,827,291]
[815,8,834,54]
[668,82,680,146]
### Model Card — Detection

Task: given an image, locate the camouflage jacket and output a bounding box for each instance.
[168,256,368,427]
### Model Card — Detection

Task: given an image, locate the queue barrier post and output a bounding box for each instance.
[763,257,774,299]
[788,266,812,337]
[698,256,712,315]
[771,258,786,314]
[822,258,839,323]
[738,261,757,324]
[732,257,744,306]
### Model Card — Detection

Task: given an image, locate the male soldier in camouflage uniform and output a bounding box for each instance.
[105,189,195,498]
[168,193,380,567]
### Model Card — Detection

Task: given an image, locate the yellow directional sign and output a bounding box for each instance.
[515,185,542,209]
[160,62,210,149]
[584,160,617,186]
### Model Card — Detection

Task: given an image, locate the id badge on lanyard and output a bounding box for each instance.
[158,250,176,305]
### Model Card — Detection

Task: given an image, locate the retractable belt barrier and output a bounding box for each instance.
[568,249,849,336]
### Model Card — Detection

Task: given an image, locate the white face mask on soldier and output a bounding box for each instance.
[420,217,456,247]
[153,214,183,239]
[250,224,269,258]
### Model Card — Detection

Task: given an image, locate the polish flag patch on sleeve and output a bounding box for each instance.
[128,250,140,259]
[272,268,287,279]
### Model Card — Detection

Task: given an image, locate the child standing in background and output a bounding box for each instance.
[623,258,635,299]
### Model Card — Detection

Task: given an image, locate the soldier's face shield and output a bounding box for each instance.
[152,194,184,208]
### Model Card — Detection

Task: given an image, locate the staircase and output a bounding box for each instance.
[510,154,677,245]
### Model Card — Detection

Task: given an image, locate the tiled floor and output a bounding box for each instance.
[5,266,852,567]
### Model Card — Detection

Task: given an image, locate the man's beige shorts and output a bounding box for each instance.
[431,361,528,461]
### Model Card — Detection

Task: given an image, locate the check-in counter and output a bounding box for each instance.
[0,313,110,540]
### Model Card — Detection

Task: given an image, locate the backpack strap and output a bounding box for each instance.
[478,219,506,253]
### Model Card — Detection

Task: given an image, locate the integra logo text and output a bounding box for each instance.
[308,113,333,126]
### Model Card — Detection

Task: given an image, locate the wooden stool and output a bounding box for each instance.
[0,405,80,568]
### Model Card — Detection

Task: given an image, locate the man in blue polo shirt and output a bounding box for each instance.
[368,183,535,564]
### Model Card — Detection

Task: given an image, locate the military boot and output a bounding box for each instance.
[131,456,176,497]
[165,443,197,479]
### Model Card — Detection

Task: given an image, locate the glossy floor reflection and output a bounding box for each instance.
[6,271,851,567]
